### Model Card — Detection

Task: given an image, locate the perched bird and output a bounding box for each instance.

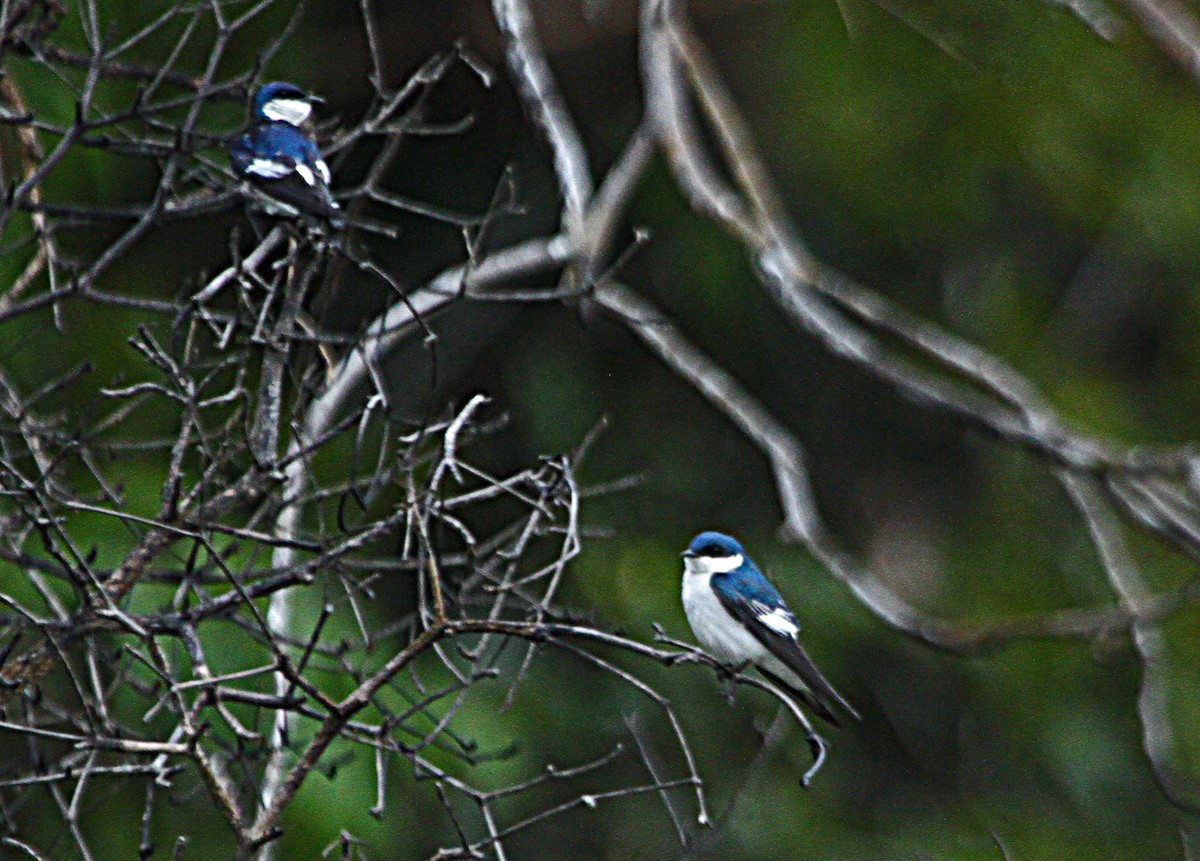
[681,531,859,728]
[252,80,323,127]
[230,83,343,228]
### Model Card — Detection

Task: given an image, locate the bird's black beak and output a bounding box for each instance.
[681,549,697,559]
[306,94,325,105]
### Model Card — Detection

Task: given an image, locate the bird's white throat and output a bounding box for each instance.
[684,553,743,576]
[263,97,312,125]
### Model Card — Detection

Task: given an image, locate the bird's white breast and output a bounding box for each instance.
[681,567,768,665]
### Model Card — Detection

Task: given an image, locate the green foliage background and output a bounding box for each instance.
[4,0,1200,858]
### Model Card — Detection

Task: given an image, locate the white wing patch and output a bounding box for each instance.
[293,163,316,186]
[247,158,292,180]
[753,602,800,637]
[315,158,331,185]
[263,97,312,126]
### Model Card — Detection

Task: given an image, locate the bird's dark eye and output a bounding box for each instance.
[704,544,723,556]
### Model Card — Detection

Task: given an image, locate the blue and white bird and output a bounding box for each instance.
[230,83,343,228]
[681,531,859,727]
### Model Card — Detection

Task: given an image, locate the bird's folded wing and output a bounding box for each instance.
[249,173,344,225]
[714,590,860,724]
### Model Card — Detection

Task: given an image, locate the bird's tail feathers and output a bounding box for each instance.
[758,666,852,729]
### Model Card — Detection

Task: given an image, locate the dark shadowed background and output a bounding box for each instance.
[4,0,1200,858]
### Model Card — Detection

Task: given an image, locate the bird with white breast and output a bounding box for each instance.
[681,530,859,728]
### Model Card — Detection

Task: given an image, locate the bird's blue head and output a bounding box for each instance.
[253,81,320,125]
[682,532,748,577]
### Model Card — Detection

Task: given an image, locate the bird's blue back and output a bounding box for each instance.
[714,554,787,609]
[248,121,321,164]
[689,531,789,610]
[230,122,324,185]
